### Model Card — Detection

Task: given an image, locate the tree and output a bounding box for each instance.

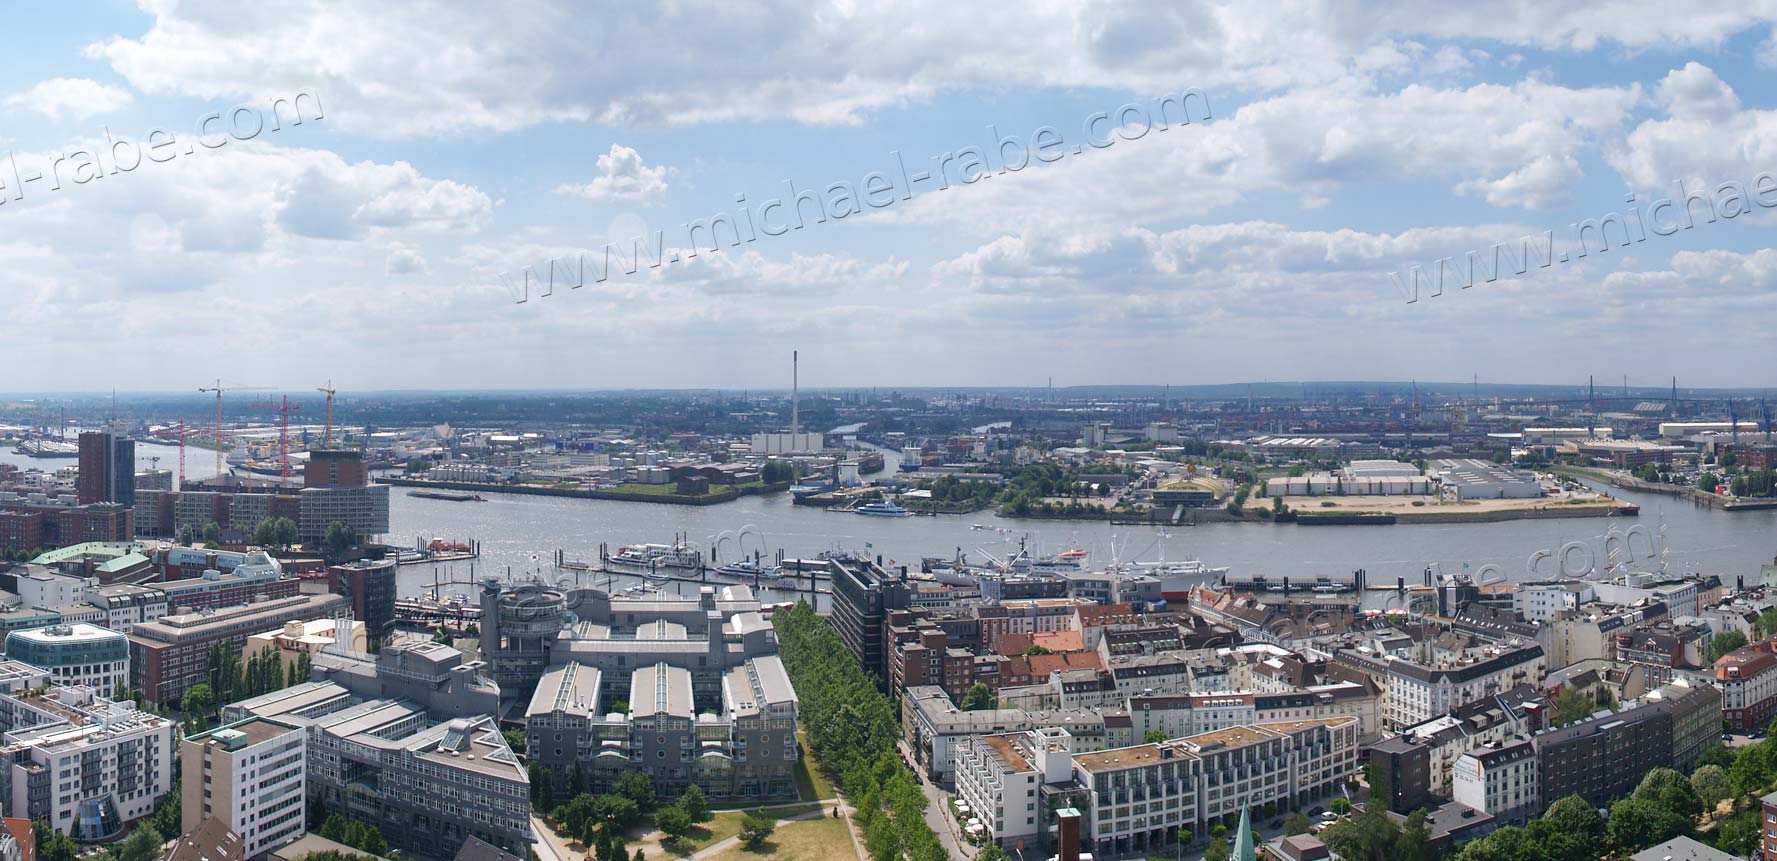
[1692,764,1732,810]
[654,805,693,843]
[1697,743,1736,770]
[1396,810,1433,861]
[740,809,776,848]
[1284,813,1311,836]
[1543,794,1605,843]
[616,770,655,811]
[678,784,709,823]
[1552,687,1598,726]
[1698,472,1721,492]
[1024,645,1051,656]
[1321,806,1400,861]
[1330,797,1351,815]
[977,847,1010,861]
[34,820,79,861]
[633,851,646,861]
[1714,807,1761,856]
[528,764,555,811]
[178,525,197,546]
[202,521,223,543]
[761,460,795,484]
[324,520,357,555]
[960,682,997,711]
[1731,741,1775,795]
[1143,729,1169,744]
[1203,838,1231,861]
[1606,797,1691,851]
[1709,629,1749,662]
[1635,767,1703,818]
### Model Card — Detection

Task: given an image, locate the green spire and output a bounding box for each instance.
[1233,806,1256,861]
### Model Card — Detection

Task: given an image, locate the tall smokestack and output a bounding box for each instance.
[792,350,800,436]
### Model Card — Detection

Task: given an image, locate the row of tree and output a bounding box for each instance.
[317,814,390,856]
[774,602,949,861]
[531,766,654,861]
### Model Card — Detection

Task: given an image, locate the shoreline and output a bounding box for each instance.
[377,475,789,506]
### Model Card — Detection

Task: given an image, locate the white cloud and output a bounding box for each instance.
[1455,154,1584,209]
[385,245,429,274]
[84,2,1777,137]
[5,78,133,121]
[554,145,670,204]
[1610,64,1777,191]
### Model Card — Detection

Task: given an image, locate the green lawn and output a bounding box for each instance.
[707,815,852,861]
[791,731,838,801]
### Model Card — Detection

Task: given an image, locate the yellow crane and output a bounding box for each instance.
[197,380,274,480]
[316,381,338,449]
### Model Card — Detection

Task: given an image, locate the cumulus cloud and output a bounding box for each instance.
[5,78,133,121]
[554,144,670,204]
[1610,63,1777,191]
[83,1,1777,136]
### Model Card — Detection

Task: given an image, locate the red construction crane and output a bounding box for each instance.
[197,380,274,479]
[247,396,302,479]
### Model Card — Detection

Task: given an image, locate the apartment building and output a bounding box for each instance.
[1367,685,1548,812]
[182,719,308,857]
[0,687,175,838]
[1334,638,1545,729]
[1716,639,1777,733]
[1452,739,1539,827]
[976,599,1085,649]
[1533,679,1720,809]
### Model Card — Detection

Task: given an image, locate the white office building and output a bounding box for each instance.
[182,719,308,857]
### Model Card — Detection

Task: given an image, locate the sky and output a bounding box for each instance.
[5,1,1777,392]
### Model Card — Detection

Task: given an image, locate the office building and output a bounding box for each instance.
[525,654,800,802]
[326,559,397,640]
[76,430,134,507]
[0,686,176,838]
[828,559,912,687]
[229,689,529,859]
[127,591,349,704]
[245,618,367,674]
[958,718,1360,857]
[4,624,130,696]
[182,719,308,858]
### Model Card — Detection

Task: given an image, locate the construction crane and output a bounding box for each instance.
[197,380,274,480]
[316,381,338,449]
[247,396,302,480]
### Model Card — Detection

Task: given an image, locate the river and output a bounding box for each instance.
[385,478,1777,607]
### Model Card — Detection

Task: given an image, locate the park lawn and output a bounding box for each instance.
[661,811,747,856]
[791,731,837,801]
[707,815,852,861]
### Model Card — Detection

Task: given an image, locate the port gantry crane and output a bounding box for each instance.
[316,381,338,449]
[197,380,274,481]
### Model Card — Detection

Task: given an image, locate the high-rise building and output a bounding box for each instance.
[181,719,307,858]
[76,430,134,507]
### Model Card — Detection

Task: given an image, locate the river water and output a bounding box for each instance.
[385,478,1777,608]
[10,440,1771,610]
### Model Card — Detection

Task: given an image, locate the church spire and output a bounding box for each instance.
[1233,807,1256,861]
